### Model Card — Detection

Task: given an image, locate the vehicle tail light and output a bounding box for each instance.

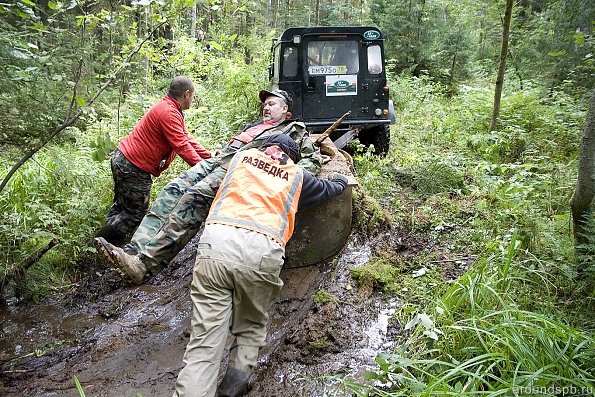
[383,109,389,116]
[383,86,389,93]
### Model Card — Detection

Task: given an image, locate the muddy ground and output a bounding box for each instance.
[0,196,468,396]
[0,224,417,397]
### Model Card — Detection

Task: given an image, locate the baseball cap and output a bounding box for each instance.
[259,89,293,110]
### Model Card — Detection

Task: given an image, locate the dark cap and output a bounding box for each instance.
[259,89,293,110]
[261,134,300,163]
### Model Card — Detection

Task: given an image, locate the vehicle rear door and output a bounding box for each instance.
[301,36,362,123]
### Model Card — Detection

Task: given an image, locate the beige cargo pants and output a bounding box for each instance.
[173,227,284,397]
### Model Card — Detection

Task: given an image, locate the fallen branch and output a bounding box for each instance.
[314,111,351,145]
[2,238,60,284]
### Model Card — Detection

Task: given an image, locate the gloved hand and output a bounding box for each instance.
[328,173,348,188]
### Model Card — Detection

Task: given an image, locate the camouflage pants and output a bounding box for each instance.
[125,157,226,274]
[105,148,152,237]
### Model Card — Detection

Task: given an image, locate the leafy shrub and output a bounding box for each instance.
[0,135,111,301]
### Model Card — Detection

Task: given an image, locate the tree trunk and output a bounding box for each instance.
[571,91,595,247]
[489,0,514,132]
[190,3,196,38]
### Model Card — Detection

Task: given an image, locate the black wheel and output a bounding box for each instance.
[358,125,390,156]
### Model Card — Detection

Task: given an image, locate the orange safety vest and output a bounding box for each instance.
[206,147,304,247]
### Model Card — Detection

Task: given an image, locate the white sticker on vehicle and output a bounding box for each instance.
[325,75,357,96]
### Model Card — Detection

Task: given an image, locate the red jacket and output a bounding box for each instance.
[119,94,211,176]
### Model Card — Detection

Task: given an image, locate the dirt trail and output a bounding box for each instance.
[0,228,401,397]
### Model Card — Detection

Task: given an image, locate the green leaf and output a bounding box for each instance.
[73,375,86,396]
[47,1,57,10]
[418,313,433,329]
[76,96,86,107]
[209,41,223,51]
[574,33,585,45]
[10,49,31,59]
[31,22,47,31]
[20,0,36,6]
[547,50,567,57]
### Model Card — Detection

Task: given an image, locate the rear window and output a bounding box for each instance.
[307,40,359,75]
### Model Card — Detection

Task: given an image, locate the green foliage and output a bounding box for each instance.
[511,0,595,93]
[411,161,465,196]
[351,186,392,237]
[312,289,337,304]
[0,8,592,391]
[19,339,67,359]
[340,237,595,395]
[329,73,594,395]
[0,134,111,300]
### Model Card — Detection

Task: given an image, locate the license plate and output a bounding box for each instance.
[308,65,347,75]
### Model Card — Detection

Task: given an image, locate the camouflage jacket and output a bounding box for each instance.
[217,120,321,175]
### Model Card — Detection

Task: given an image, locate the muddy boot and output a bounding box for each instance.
[94,223,126,246]
[216,368,250,397]
[94,237,147,285]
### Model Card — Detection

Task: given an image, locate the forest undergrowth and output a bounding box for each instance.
[1,70,594,395]
[331,75,595,395]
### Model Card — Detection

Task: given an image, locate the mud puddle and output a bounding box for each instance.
[0,231,400,397]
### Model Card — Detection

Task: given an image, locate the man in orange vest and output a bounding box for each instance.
[172,134,348,397]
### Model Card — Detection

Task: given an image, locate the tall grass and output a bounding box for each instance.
[337,236,595,396]
[344,74,595,395]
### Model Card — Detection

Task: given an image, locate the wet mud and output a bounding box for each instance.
[0,186,462,397]
[0,226,412,397]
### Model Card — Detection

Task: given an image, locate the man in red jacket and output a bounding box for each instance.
[95,76,212,245]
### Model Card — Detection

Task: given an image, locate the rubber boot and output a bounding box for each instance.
[216,368,250,397]
[94,223,126,246]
